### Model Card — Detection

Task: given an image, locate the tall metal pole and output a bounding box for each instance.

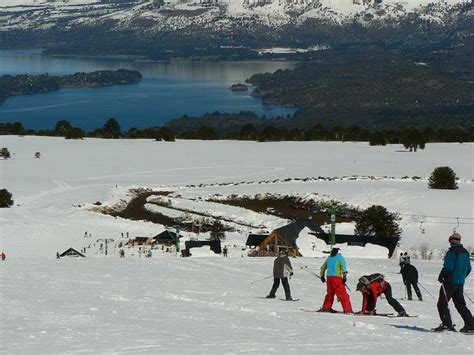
[97,238,114,257]
[175,227,181,256]
[330,207,336,245]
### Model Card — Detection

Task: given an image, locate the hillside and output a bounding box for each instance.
[246,45,474,128]
[0,0,472,58]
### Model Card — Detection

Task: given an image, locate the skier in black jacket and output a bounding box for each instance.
[266,249,294,300]
[401,263,422,301]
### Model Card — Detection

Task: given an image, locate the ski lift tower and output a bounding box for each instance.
[174,226,182,256]
[330,207,336,245]
[97,238,114,257]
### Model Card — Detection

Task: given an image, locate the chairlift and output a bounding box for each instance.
[419,221,425,234]
[453,217,460,233]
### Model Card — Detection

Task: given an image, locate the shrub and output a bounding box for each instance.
[210,220,225,240]
[65,127,85,139]
[1,147,11,159]
[355,205,402,238]
[428,166,458,190]
[0,189,14,208]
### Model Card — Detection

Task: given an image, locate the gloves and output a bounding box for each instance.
[342,274,347,284]
[438,268,450,283]
[321,276,326,283]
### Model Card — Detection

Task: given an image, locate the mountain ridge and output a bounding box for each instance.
[1,0,472,58]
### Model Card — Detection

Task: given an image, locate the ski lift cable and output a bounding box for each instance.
[405,220,474,225]
[399,213,474,220]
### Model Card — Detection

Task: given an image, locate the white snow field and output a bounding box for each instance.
[0,136,473,353]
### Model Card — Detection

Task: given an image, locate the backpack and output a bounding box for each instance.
[358,273,385,287]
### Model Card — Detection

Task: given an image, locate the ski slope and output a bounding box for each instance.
[1,256,473,353]
[0,136,473,352]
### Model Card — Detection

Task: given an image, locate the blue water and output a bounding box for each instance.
[0,49,296,131]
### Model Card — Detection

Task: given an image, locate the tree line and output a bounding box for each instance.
[1,120,472,148]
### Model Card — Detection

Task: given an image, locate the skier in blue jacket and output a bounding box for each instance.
[434,232,474,333]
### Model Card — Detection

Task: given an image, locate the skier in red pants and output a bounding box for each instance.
[320,248,353,313]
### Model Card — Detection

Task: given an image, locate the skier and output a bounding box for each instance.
[400,263,423,301]
[356,274,408,317]
[434,232,474,333]
[56,252,60,259]
[266,249,294,301]
[223,246,228,257]
[398,252,405,272]
[1,252,6,261]
[320,247,353,313]
[403,252,411,265]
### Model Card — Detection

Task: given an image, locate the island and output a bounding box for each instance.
[229,83,248,92]
[0,69,142,104]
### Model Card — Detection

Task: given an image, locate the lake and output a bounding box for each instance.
[0,49,296,131]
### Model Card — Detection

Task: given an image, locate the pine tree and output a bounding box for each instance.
[210,220,225,240]
[428,166,458,190]
[355,205,402,238]
[0,189,14,208]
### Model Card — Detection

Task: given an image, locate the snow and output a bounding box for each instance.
[1,256,474,352]
[0,136,473,352]
[0,0,469,30]
[1,137,472,258]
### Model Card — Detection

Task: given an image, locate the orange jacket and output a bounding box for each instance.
[361,280,389,312]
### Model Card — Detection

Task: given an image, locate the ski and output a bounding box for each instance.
[300,309,348,314]
[280,298,299,301]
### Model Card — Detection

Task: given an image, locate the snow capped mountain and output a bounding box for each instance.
[0,0,470,31]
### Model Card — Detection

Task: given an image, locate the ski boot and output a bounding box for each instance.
[459,324,474,334]
[432,324,456,332]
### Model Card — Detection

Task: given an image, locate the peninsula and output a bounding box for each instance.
[0,69,142,104]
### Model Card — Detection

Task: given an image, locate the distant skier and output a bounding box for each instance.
[356,274,408,317]
[403,252,411,265]
[434,232,474,333]
[1,252,6,261]
[223,246,228,257]
[56,252,60,259]
[120,249,125,258]
[320,247,353,313]
[266,249,294,301]
[399,252,410,272]
[400,263,422,301]
[398,252,405,272]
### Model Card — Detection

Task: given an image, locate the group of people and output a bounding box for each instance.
[265,232,473,333]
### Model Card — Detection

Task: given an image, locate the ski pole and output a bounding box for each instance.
[441,283,449,304]
[465,292,474,304]
[301,266,321,280]
[417,281,435,299]
[250,275,273,284]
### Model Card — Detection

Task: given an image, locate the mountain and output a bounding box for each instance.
[0,0,472,58]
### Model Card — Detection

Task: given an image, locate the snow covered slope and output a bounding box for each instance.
[1,256,474,353]
[0,136,472,259]
[1,136,473,352]
[0,0,470,31]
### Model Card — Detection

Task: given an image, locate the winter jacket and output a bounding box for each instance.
[361,280,389,312]
[320,254,348,278]
[401,264,419,284]
[438,244,471,285]
[273,255,293,278]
